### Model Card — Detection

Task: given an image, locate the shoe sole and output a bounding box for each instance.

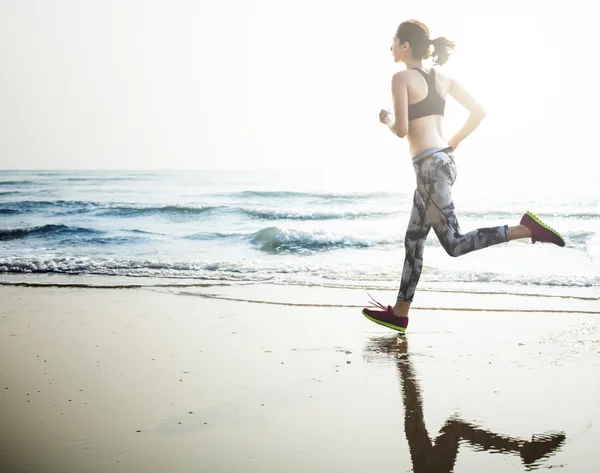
[362,310,407,333]
[525,211,566,247]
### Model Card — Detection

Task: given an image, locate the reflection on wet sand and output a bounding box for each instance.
[366,337,566,472]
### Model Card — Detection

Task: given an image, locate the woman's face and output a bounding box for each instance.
[391,37,405,63]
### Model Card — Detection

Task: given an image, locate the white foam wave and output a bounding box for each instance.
[1,256,597,292]
[248,226,397,253]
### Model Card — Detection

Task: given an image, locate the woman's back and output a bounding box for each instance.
[403,67,452,156]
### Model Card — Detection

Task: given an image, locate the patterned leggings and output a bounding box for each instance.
[398,148,509,301]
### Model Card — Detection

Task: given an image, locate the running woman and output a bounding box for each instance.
[362,19,565,333]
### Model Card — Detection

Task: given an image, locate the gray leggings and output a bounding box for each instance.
[398,148,509,301]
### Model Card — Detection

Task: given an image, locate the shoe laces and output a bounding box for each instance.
[367,292,390,311]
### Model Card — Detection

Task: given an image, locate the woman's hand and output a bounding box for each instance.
[448,137,460,151]
[379,109,392,125]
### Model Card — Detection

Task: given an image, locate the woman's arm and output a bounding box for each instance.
[380,72,409,138]
[447,77,487,150]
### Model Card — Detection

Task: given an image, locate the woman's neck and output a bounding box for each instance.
[405,58,423,70]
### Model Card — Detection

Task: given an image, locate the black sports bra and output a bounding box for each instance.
[407,68,446,121]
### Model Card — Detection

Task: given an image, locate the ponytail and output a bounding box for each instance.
[430,36,456,66]
[396,20,456,66]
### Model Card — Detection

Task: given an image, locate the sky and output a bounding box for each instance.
[1,0,599,177]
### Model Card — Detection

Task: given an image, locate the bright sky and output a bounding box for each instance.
[1,0,599,179]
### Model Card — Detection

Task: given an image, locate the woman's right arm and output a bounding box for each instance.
[447,77,487,151]
[391,72,409,138]
[380,72,410,139]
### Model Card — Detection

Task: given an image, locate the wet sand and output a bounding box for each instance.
[1,284,599,473]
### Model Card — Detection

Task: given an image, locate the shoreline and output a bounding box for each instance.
[1,285,598,472]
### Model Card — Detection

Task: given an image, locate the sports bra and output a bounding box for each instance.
[407,68,446,121]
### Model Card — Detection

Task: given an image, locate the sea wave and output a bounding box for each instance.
[240,208,399,220]
[248,226,395,253]
[0,256,263,276]
[0,208,20,215]
[0,201,222,217]
[33,174,155,182]
[0,200,100,214]
[98,204,221,217]
[0,200,399,221]
[423,268,600,290]
[2,198,598,225]
[0,256,598,291]
[231,190,401,200]
[0,224,100,241]
[0,180,35,187]
[184,227,394,250]
[63,176,151,182]
[184,231,244,241]
[85,235,150,245]
[566,230,597,248]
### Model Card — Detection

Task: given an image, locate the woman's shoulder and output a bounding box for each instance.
[391,69,425,86]
[431,67,451,79]
[392,69,411,80]
[431,67,454,89]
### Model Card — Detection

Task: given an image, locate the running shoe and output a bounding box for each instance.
[362,293,409,333]
[520,211,565,247]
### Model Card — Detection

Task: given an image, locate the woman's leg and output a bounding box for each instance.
[417,155,509,257]
[363,152,564,332]
[394,189,431,316]
[361,187,430,329]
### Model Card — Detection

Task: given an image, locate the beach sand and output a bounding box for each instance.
[1,284,599,473]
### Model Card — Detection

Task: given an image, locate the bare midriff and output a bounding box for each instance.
[407,114,448,158]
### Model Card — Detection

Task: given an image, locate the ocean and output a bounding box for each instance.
[1,169,598,300]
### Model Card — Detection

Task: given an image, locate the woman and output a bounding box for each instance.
[362,19,565,333]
